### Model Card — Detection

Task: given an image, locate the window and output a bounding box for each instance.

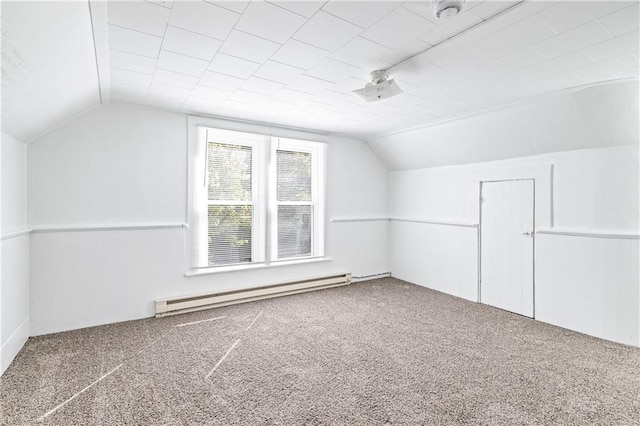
[189,125,326,270]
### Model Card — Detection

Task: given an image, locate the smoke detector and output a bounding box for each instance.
[433,0,465,20]
[353,70,403,102]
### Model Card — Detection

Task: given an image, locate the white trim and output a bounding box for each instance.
[1,228,33,240]
[184,256,333,277]
[537,228,640,240]
[331,217,389,223]
[32,223,187,233]
[390,217,479,228]
[1,316,29,375]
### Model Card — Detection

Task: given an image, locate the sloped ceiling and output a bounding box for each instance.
[1,0,639,143]
[2,1,100,142]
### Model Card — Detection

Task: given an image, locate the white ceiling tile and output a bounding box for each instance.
[471,1,520,20]
[219,30,281,63]
[111,67,152,87]
[268,1,326,18]
[420,10,483,45]
[152,69,199,89]
[573,53,639,80]
[519,51,595,79]
[240,76,284,95]
[329,37,394,70]
[584,30,639,62]
[438,1,555,52]
[207,53,261,79]
[111,82,149,102]
[108,25,162,58]
[254,61,305,84]
[182,95,223,113]
[479,46,548,75]
[287,75,335,95]
[162,26,222,61]
[599,3,640,36]
[321,1,400,28]
[157,50,209,77]
[107,1,170,37]
[145,0,173,9]
[272,88,312,104]
[613,66,639,79]
[170,1,239,40]
[190,85,233,102]
[361,7,437,49]
[228,90,270,105]
[209,1,250,14]
[532,21,613,59]
[305,58,362,83]
[538,1,632,34]
[271,40,330,69]
[148,82,191,100]
[199,71,245,91]
[234,2,307,44]
[110,50,157,74]
[293,11,362,51]
[380,39,433,65]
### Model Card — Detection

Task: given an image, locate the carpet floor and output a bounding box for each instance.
[1,278,639,425]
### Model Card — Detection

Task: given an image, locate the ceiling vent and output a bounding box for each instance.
[352,70,403,102]
[433,0,465,20]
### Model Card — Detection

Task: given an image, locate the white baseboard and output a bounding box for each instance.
[1,316,29,376]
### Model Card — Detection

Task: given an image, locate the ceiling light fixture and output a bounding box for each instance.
[433,0,465,20]
[353,70,403,102]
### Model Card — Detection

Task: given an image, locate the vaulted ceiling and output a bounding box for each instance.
[2,0,639,142]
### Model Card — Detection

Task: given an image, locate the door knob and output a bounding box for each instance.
[522,231,533,237]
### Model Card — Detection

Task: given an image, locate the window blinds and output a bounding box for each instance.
[206,142,253,266]
[276,150,313,259]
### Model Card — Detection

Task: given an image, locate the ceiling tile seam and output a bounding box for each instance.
[109,47,159,60]
[539,18,559,35]
[159,48,220,64]
[164,24,226,42]
[290,13,365,53]
[111,66,155,77]
[261,59,307,73]
[265,0,327,20]
[298,73,336,85]
[175,23,263,112]
[144,0,172,10]
[595,18,618,39]
[144,3,175,105]
[387,1,527,73]
[528,46,551,60]
[325,1,405,31]
[581,50,599,63]
[107,23,164,40]
[207,0,248,15]
[311,8,365,30]
[228,28,284,49]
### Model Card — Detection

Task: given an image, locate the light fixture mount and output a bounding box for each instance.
[353,70,403,102]
[433,0,465,20]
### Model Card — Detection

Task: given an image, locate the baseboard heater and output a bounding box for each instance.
[155,273,352,317]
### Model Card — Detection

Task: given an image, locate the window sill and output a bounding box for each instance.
[184,256,333,277]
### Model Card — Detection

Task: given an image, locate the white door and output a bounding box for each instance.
[480,179,534,317]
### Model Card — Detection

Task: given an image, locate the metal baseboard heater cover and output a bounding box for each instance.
[155,273,352,317]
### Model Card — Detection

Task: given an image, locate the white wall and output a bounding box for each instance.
[1,133,30,375]
[389,145,639,346]
[28,103,389,335]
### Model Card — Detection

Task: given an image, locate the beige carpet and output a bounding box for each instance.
[2,278,639,425]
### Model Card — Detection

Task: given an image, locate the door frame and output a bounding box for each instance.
[478,178,536,318]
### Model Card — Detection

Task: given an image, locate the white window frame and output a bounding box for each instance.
[186,116,327,275]
[270,137,325,262]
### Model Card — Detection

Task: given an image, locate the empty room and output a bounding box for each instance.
[1,0,639,424]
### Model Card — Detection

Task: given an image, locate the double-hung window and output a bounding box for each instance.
[189,125,326,271]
